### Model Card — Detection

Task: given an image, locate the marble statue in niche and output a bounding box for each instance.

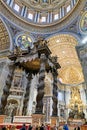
[5,103,18,116]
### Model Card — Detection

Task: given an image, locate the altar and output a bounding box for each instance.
[68,118,85,126]
[13,116,32,124]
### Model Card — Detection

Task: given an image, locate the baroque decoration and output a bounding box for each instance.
[0,0,87,126]
[26,0,69,9]
[79,11,87,34]
[69,87,85,119]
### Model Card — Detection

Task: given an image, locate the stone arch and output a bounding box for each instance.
[46,33,84,85]
[46,32,81,43]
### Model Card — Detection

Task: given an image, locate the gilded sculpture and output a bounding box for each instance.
[69,87,85,119]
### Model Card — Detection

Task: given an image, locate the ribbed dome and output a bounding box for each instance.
[1,0,85,33]
[3,0,79,26]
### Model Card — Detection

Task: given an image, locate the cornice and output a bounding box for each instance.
[0,0,86,34]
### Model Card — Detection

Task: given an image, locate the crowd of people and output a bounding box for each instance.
[20,123,58,130]
[1,123,57,130]
[0,122,83,130]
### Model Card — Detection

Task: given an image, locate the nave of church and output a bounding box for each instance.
[0,0,87,129]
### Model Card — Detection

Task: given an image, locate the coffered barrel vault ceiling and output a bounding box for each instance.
[48,34,84,85]
[0,19,10,51]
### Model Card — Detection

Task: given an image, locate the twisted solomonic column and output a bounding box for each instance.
[35,54,46,114]
[22,74,32,115]
[52,67,58,116]
[0,62,15,114]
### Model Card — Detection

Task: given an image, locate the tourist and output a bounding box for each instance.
[28,124,32,130]
[40,124,44,130]
[31,125,36,130]
[74,125,80,130]
[53,124,57,130]
[63,123,69,130]
[20,124,26,130]
[47,124,51,130]
[44,124,48,130]
[35,125,39,130]
[2,126,7,130]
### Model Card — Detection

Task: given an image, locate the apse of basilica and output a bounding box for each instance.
[0,0,87,127]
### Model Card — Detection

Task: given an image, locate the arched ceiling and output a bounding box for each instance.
[3,0,79,26]
[0,19,84,85]
[0,1,85,86]
[48,34,84,85]
[0,19,10,51]
[0,0,86,33]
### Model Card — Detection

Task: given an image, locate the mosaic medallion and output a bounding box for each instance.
[79,11,87,34]
[15,34,34,50]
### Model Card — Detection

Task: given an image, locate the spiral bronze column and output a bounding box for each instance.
[35,54,46,114]
[0,62,15,115]
[52,67,58,116]
[22,73,32,115]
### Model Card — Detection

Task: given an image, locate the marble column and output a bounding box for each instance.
[35,54,46,114]
[22,73,32,115]
[0,62,15,115]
